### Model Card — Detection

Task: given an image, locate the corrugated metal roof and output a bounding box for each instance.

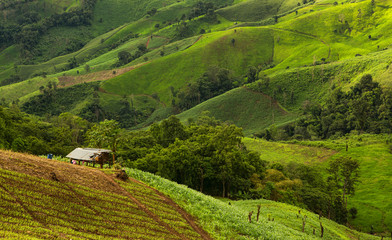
[66,148,111,161]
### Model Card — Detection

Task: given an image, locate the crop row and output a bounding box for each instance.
[0,221,58,239]
[0,168,63,189]
[2,175,71,195]
[0,207,33,220]
[72,185,138,208]
[118,179,205,239]
[0,230,42,240]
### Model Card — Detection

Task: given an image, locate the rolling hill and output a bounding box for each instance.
[1,0,392,237]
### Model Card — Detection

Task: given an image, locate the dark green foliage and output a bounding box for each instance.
[127,115,264,197]
[0,75,22,87]
[0,106,89,155]
[22,82,99,118]
[150,115,188,147]
[1,0,97,59]
[176,67,237,110]
[349,207,358,219]
[189,1,215,19]
[269,74,391,140]
[117,51,132,66]
[247,66,258,83]
[146,8,157,16]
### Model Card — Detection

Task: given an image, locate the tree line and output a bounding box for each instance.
[20,82,148,128]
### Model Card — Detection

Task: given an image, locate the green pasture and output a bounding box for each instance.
[217,0,299,22]
[101,27,275,105]
[243,137,337,165]
[177,87,294,136]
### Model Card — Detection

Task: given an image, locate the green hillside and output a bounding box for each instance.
[177,87,293,136]
[217,0,300,22]
[243,134,392,234]
[128,168,380,240]
[1,1,392,238]
[0,149,382,239]
[101,27,275,105]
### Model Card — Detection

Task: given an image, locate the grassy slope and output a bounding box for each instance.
[217,0,299,22]
[243,134,392,234]
[0,150,206,239]
[3,0,392,131]
[243,138,337,165]
[101,27,275,105]
[177,87,293,136]
[128,168,380,240]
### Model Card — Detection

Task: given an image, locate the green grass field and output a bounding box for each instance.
[177,87,294,136]
[101,27,275,105]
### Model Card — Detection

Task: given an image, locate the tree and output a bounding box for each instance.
[86,120,122,165]
[118,51,131,65]
[327,157,360,205]
[231,38,235,46]
[84,64,90,72]
[247,66,258,83]
[150,116,188,147]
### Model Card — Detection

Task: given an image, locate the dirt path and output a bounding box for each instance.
[57,62,150,88]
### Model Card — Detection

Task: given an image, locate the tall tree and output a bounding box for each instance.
[86,119,122,165]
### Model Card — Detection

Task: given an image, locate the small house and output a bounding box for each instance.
[66,148,112,168]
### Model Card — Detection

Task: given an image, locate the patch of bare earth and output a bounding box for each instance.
[58,62,150,88]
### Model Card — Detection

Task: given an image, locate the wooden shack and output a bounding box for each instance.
[66,148,112,168]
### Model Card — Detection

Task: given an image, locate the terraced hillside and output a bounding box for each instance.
[0,150,209,239]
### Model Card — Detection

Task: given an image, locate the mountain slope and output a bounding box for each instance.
[177,87,293,136]
[128,168,380,240]
[243,134,392,234]
[0,150,209,239]
[101,27,275,105]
